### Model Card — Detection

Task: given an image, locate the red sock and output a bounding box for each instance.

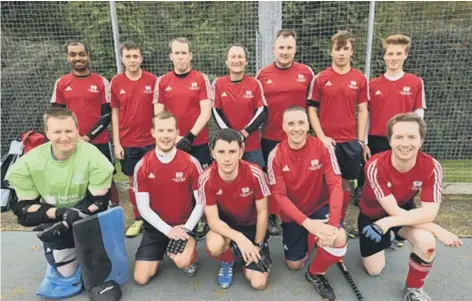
[309,247,343,275]
[206,247,234,262]
[268,194,279,215]
[405,253,433,288]
[307,233,319,255]
[341,190,351,220]
[110,182,120,205]
[127,188,141,219]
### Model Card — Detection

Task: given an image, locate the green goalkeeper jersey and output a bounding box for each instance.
[6,141,114,208]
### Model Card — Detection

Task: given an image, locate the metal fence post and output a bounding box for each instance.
[364,1,376,79]
[109,1,122,74]
[257,1,282,71]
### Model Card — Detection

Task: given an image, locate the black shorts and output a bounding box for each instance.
[135,223,196,262]
[261,138,279,172]
[93,143,116,175]
[335,140,363,180]
[120,144,155,176]
[282,205,344,261]
[190,143,212,169]
[367,135,390,156]
[242,149,265,169]
[225,222,271,273]
[358,201,416,258]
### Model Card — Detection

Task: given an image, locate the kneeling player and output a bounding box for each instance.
[6,108,115,299]
[200,129,271,290]
[359,113,462,301]
[268,106,346,301]
[133,111,203,285]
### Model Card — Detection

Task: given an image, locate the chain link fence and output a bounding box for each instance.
[1,1,471,183]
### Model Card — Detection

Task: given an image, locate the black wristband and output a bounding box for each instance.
[185,132,196,143]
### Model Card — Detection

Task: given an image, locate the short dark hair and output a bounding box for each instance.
[168,37,192,54]
[276,29,297,40]
[120,40,143,56]
[331,30,355,51]
[43,107,78,129]
[211,129,244,150]
[64,41,89,55]
[152,111,178,128]
[386,113,427,141]
[225,43,248,60]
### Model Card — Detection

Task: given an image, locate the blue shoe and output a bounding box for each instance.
[217,261,234,289]
[36,265,83,299]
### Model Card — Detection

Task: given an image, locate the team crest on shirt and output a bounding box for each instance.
[173,172,186,182]
[387,182,392,188]
[348,80,358,90]
[400,86,412,96]
[143,85,152,94]
[189,82,199,91]
[411,180,423,190]
[239,187,253,197]
[296,74,306,82]
[308,159,322,171]
[88,85,99,93]
[243,90,254,98]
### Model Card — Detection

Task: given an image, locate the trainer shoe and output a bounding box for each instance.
[182,261,200,278]
[195,220,209,241]
[125,220,143,238]
[217,261,234,289]
[267,214,283,236]
[389,231,405,250]
[305,272,336,301]
[347,229,359,239]
[404,287,433,301]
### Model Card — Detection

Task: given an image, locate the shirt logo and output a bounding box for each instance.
[216,189,223,195]
[243,90,254,98]
[282,165,290,172]
[65,86,72,92]
[189,82,199,90]
[348,80,358,89]
[148,173,155,179]
[296,74,306,82]
[387,182,392,188]
[375,90,382,96]
[221,92,228,97]
[88,85,99,93]
[325,80,333,87]
[239,187,253,197]
[120,89,126,95]
[400,86,412,96]
[165,86,172,92]
[308,159,322,171]
[173,172,186,182]
[266,79,273,85]
[144,85,152,94]
[412,180,423,190]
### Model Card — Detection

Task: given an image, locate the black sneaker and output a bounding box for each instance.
[267,214,282,236]
[305,272,336,301]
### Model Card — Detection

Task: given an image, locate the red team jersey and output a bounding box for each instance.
[268,136,343,227]
[133,149,203,225]
[213,75,267,152]
[199,161,270,226]
[361,150,442,219]
[308,67,369,142]
[51,73,110,144]
[110,71,157,147]
[256,62,314,141]
[369,73,426,137]
[154,70,212,146]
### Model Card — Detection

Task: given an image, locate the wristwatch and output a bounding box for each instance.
[254,241,265,249]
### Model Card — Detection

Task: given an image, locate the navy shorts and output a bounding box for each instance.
[367,135,391,156]
[335,140,363,180]
[261,138,279,172]
[190,143,212,169]
[282,205,343,261]
[120,144,155,176]
[358,201,416,258]
[242,149,266,169]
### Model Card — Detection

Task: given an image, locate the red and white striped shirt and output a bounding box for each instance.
[199,160,270,226]
[267,136,343,227]
[360,150,442,219]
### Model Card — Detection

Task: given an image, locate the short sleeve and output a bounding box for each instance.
[109,77,120,108]
[100,76,111,104]
[199,73,213,101]
[212,78,222,108]
[420,159,442,203]
[250,165,270,200]
[199,173,216,206]
[357,75,369,104]
[189,156,203,191]
[87,148,114,192]
[307,74,322,103]
[254,79,267,107]
[153,76,165,105]
[5,156,40,199]
[414,78,426,110]
[365,159,392,200]
[50,78,66,105]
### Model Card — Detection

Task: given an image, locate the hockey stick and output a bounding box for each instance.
[337,260,364,301]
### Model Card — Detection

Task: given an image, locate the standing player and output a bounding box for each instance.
[268,106,347,301]
[133,111,203,284]
[359,113,462,301]
[201,129,271,290]
[111,41,157,237]
[51,41,120,206]
[6,108,114,299]
[307,30,369,230]
[212,43,267,168]
[355,34,426,203]
[256,29,314,235]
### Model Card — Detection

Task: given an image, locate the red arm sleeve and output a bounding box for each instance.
[153,76,165,105]
[255,79,267,107]
[189,156,203,191]
[251,165,271,200]
[322,145,344,227]
[199,173,216,206]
